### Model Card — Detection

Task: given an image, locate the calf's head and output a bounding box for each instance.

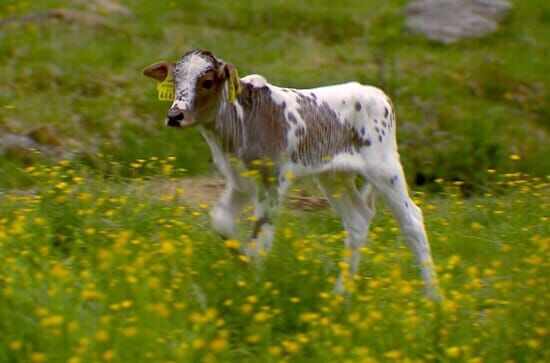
[143,49,239,128]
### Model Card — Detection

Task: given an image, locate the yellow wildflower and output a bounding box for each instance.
[41,315,64,327]
[9,341,22,351]
[95,330,109,342]
[224,239,240,250]
[254,311,270,322]
[160,240,176,255]
[29,353,47,363]
[445,346,461,358]
[269,346,282,356]
[192,338,205,349]
[122,327,137,337]
[102,350,114,361]
[51,263,69,279]
[526,339,540,349]
[210,338,228,352]
[384,350,401,360]
[240,304,253,314]
[55,182,67,190]
[246,334,262,344]
[282,340,300,354]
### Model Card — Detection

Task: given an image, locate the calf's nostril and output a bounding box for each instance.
[167,109,184,121]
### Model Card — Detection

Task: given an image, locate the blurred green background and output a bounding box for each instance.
[1,3,549,362]
[1,0,548,190]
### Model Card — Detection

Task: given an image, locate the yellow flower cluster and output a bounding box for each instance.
[0,160,548,362]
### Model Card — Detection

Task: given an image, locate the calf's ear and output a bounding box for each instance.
[142,61,176,82]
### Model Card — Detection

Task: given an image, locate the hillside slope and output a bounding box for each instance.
[1,0,548,189]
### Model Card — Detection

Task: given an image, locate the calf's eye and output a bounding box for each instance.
[202,80,213,89]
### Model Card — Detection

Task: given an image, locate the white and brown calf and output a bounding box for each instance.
[143,49,441,298]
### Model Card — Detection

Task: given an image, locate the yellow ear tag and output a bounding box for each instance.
[156,72,174,102]
[228,67,242,104]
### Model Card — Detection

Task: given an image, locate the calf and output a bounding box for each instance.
[143,49,441,298]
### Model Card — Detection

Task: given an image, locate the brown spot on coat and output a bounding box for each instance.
[295,97,358,165]
[211,83,288,163]
[287,112,298,124]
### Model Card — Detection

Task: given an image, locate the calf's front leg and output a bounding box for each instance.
[247,184,281,259]
[211,184,250,239]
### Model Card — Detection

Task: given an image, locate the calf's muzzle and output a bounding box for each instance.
[166,108,184,127]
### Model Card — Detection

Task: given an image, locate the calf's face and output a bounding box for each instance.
[143,50,232,128]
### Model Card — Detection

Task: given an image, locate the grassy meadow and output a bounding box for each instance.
[1,156,549,363]
[1,0,549,362]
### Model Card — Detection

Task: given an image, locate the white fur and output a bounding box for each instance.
[241,74,268,88]
[250,223,274,258]
[172,54,211,110]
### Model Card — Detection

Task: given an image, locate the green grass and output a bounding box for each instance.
[1,1,549,362]
[0,0,549,189]
[0,161,549,362]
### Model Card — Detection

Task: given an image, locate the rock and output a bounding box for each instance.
[1,133,40,162]
[73,0,133,16]
[405,0,513,44]
[0,8,118,29]
[1,132,65,160]
[1,133,40,151]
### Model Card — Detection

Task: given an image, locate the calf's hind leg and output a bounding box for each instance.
[316,173,375,293]
[365,161,442,299]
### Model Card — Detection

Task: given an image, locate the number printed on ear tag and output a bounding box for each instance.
[157,74,174,101]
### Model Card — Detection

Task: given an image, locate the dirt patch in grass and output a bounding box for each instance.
[151,176,330,211]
